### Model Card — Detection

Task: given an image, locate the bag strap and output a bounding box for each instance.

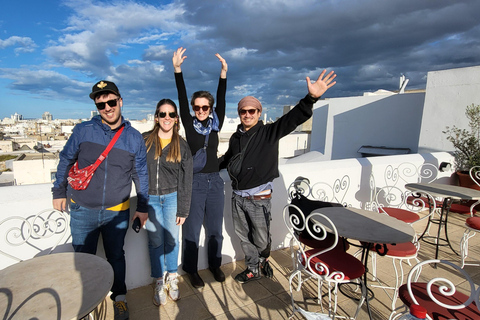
[92,125,124,168]
[203,133,209,148]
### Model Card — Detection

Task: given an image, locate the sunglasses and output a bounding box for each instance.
[193,105,210,112]
[95,98,119,110]
[157,112,177,118]
[239,109,257,115]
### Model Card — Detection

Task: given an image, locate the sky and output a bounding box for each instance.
[1,0,480,121]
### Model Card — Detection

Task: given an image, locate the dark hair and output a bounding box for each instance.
[190,91,214,110]
[145,99,181,162]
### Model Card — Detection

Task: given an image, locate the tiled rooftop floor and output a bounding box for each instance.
[100,209,480,320]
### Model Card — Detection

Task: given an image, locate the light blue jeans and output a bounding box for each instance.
[146,192,179,278]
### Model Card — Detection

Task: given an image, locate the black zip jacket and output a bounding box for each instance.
[219,94,317,190]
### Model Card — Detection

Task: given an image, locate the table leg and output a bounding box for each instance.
[420,197,458,261]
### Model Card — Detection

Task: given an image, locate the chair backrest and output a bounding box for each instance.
[0,208,70,269]
[405,259,480,314]
[287,175,351,206]
[469,166,480,188]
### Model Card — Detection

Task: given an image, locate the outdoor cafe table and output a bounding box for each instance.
[0,252,113,320]
[312,206,415,319]
[405,183,480,260]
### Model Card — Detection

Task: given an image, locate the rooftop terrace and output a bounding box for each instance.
[97,209,480,320]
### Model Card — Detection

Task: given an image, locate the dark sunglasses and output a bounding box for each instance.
[95,99,119,110]
[239,109,257,115]
[193,105,210,112]
[158,112,177,118]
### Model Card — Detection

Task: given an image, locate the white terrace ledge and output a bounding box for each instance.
[0,151,455,290]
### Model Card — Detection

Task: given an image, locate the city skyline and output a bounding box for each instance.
[1,0,480,120]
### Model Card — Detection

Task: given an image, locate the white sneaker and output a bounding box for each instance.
[165,274,180,301]
[153,284,167,306]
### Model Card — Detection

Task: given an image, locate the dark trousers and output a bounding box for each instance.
[182,172,225,273]
[231,193,272,269]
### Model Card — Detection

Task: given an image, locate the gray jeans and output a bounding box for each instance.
[231,193,272,269]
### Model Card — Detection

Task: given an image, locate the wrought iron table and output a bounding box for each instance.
[405,183,480,260]
[0,252,113,320]
[313,206,415,319]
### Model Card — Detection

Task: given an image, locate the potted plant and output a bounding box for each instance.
[443,103,480,189]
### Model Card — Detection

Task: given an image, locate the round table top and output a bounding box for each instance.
[312,206,415,244]
[405,183,480,200]
[0,252,113,320]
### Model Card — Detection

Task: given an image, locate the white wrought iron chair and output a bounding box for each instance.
[284,204,366,320]
[0,208,70,266]
[390,259,480,320]
[362,175,437,314]
[459,166,480,268]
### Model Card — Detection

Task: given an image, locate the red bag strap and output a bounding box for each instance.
[92,125,124,168]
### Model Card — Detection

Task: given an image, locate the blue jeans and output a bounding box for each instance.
[182,172,225,273]
[231,193,272,269]
[69,202,129,300]
[145,192,179,278]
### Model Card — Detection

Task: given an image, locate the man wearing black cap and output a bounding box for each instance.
[220,70,336,283]
[52,80,149,320]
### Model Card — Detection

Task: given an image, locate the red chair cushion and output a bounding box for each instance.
[398,282,480,319]
[303,249,365,280]
[406,195,441,208]
[371,242,417,257]
[298,233,350,251]
[381,207,420,223]
[450,203,477,215]
[466,216,480,230]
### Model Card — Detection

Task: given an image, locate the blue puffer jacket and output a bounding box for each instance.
[52,115,149,212]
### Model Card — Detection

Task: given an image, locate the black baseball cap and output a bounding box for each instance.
[89,80,121,100]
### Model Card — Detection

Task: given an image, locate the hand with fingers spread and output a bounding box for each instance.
[215,53,228,79]
[173,47,187,73]
[306,69,337,99]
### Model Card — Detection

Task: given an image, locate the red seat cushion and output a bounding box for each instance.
[298,233,350,251]
[302,249,365,280]
[398,282,480,319]
[381,207,420,223]
[450,203,477,215]
[466,216,480,230]
[371,242,418,257]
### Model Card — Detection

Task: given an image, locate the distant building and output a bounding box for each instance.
[90,110,99,118]
[42,112,53,121]
[12,113,22,121]
[12,153,58,185]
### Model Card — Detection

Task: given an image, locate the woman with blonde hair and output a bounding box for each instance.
[143,98,193,306]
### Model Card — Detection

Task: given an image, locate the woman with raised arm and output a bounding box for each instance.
[143,99,193,306]
[173,47,227,288]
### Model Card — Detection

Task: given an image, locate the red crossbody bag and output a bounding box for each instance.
[67,126,124,190]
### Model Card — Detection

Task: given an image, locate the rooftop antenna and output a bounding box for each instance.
[399,74,409,94]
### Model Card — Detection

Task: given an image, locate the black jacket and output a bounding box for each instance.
[220,94,317,190]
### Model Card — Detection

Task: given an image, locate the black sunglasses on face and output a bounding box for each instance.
[193,105,210,112]
[239,109,257,115]
[158,112,177,118]
[95,99,119,110]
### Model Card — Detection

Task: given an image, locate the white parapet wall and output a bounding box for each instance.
[0,152,455,289]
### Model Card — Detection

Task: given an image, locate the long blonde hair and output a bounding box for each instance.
[145,99,181,162]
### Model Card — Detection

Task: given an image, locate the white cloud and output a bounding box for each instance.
[0,36,37,54]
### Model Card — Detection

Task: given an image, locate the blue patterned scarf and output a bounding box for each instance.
[193,110,220,135]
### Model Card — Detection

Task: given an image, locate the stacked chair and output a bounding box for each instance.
[364,175,437,314]
[459,165,480,268]
[390,259,480,320]
[284,177,365,320]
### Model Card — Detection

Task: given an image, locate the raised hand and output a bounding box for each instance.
[306,70,337,99]
[173,47,187,73]
[216,53,228,78]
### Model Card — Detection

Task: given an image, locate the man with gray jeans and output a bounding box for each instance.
[220,69,337,283]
